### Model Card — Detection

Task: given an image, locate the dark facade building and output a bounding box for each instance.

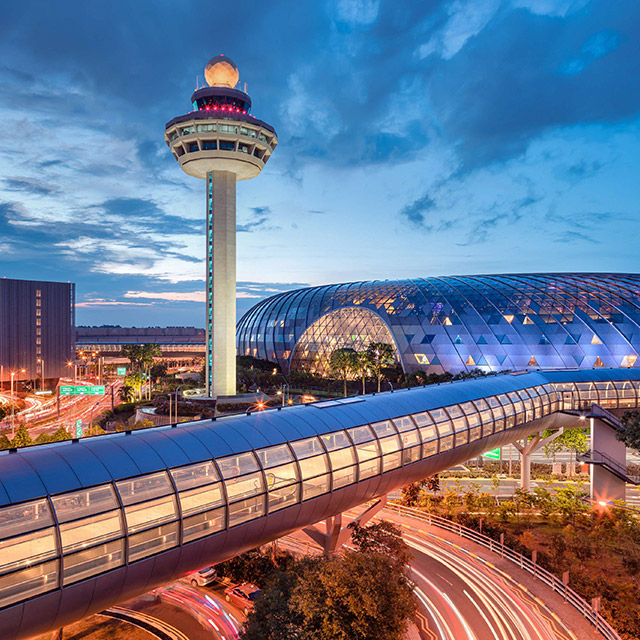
[76,326,205,358]
[236,273,640,376]
[0,278,75,385]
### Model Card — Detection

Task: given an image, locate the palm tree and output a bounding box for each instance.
[366,342,396,392]
[329,348,359,397]
[356,350,373,395]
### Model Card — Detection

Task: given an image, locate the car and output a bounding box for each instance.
[223,583,261,614]
[187,566,217,587]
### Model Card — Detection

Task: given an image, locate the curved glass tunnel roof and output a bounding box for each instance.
[1,368,640,639]
[236,273,640,375]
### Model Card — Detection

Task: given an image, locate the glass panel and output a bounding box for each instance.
[411,412,433,428]
[224,471,264,502]
[614,381,637,408]
[322,432,355,452]
[370,420,397,438]
[377,434,401,456]
[487,396,505,431]
[170,461,219,490]
[124,495,177,533]
[217,452,259,479]
[445,405,464,419]
[332,466,357,489]
[0,559,58,609]
[63,539,124,585]
[329,447,355,470]
[117,472,174,506]
[0,499,53,539]
[354,440,380,479]
[298,455,328,479]
[595,382,618,408]
[399,429,420,448]
[291,437,324,459]
[392,416,417,432]
[178,483,224,516]
[52,485,119,523]
[128,522,179,562]
[268,484,300,512]
[265,462,298,490]
[183,507,225,543]
[402,446,420,465]
[257,444,294,469]
[381,450,402,472]
[59,510,122,553]
[228,496,265,527]
[301,473,330,499]
[0,528,58,574]
[347,425,375,444]
[507,392,524,417]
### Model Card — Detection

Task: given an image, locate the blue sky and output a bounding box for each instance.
[0,0,638,327]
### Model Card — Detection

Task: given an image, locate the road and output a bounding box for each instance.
[282,505,601,640]
[0,379,121,438]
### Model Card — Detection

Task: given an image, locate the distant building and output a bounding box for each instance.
[76,326,205,358]
[237,273,640,376]
[0,277,75,386]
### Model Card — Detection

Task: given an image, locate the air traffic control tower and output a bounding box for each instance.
[165,55,277,396]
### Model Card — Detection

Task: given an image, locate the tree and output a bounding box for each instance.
[0,434,11,450]
[366,343,396,392]
[617,411,640,452]
[427,474,440,495]
[355,350,373,395]
[400,480,426,507]
[121,344,161,372]
[50,427,72,442]
[348,520,412,567]
[119,384,136,403]
[329,348,359,397]
[543,428,588,476]
[11,424,32,448]
[124,373,144,400]
[292,551,415,640]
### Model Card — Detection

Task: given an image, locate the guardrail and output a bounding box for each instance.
[384,503,620,640]
[102,605,191,640]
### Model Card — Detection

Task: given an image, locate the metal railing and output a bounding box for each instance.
[579,449,640,484]
[384,503,620,640]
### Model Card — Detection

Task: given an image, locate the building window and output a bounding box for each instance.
[219,140,235,151]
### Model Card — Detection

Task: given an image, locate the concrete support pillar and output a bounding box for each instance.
[590,417,627,502]
[513,428,564,492]
[301,495,388,555]
[206,171,237,397]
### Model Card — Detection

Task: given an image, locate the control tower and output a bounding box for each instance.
[165,55,278,396]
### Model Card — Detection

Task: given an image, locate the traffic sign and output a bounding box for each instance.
[117,367,127,376]
[482,447,501,460]
[75,419,82,438]
[60,385,106,396]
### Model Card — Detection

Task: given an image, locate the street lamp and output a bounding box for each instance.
[9,369,25,439]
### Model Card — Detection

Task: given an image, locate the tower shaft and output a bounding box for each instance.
[206,170,237,396]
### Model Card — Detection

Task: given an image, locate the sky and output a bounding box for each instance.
[0,0,639,328]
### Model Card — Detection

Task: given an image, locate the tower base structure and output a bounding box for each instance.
[206,170,237,397]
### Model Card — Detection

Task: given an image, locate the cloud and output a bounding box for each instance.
[237,205,281,232]
[4,177,59,195]
[76,298,153,308]
[399,194,437,228]
[125,290,206,302]
[553,230,600,244]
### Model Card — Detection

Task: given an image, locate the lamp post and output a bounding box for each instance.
[89,400,100,435]
[10,371,15,438]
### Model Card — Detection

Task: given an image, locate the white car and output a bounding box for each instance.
[187,566,217,587]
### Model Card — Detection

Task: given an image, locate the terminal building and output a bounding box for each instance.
[236,273,640,376]
[0,278,75,387]
[76,326,205,360]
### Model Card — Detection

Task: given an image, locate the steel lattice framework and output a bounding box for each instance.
[237,273,640,374]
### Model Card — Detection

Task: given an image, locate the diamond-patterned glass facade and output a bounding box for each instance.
[290,307,396,376]
[236,274,640,375]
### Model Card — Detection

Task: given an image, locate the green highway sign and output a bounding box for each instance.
[482,447,501,460]
[60,385,106,396]
[117,367,127,376]
[75,419,82,438]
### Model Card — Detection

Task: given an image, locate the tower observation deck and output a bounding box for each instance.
[165,55,278,396]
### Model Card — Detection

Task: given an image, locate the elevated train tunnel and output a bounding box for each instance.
[1,369,639,639]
